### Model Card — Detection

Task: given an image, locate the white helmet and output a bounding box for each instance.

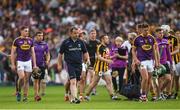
[161,25,170,33]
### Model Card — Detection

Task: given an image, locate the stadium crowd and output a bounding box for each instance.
[0,0,179,84]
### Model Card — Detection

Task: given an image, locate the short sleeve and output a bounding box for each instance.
[59,41,66,54]
[174,37,178,47]
[132,37,139,48]
[99,45,104,55]
[12,38,18,48]
[81,41,87,54]
[96,44,101,55]
[45,44,49,53]
[31,39,34,47]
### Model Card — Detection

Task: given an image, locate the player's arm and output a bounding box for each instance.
[57,53,63,72]
[57,41,65,72]
[10,45,16,71]
[83,52,90,65]
[131,44,140,65]
[82,41,90,63]
[166,44,173,65]
[97,54,112,63]
[31,46,37,68]
[0,51,10,57]
[45,44,51,67]
[45,51,50,66]
[153,43,160,67]
[155,43,160,64]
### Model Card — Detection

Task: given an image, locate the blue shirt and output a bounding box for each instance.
[59,38,87,64]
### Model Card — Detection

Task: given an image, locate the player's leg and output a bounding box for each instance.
[23,71,31,102]
[111,68,118,92]
[173,62,180,99]
[16,61,25,102]
[118,67,126,92]
[147,60,156,101]
[40,68,48,96]
[79,64,87,101]
[162,64,171,98]
[88,68,97,95]
[33,78,41,101]
[85,74,100,100]
[13,74,19,96]
[157,64,171,100]
[103,70,118,100]
[139,61,149,101]
[148,74,157,101]
[23,60,33,102]
[67,64,81,104]
[64,80,70,101]
[16,70,25,102]
[69,78,78,101]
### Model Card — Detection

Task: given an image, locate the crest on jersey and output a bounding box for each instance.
[78,44,81,47]
[20,40,30,50]
[142,44,152,51]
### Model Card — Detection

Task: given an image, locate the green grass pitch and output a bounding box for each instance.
[0,86,179,109]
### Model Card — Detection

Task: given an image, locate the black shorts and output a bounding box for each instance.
[67,64,82,81]
[89,58,95,68]
[39,67,46,80]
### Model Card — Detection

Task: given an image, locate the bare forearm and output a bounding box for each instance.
[10,48,16,66]
[31,48,37,67]
[10,54,15,66]
[83,52,89,62]
[132,47,138,61]
[46,52,50,63]
[153,46,158,64]
[57,54,63,66]
[32,52,37,67]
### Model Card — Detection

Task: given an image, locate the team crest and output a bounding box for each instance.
[20,40,30,50]
[142,44,152,51]
[78,44,81,47]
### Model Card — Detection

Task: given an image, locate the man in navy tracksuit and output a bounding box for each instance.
[57,26,88,104]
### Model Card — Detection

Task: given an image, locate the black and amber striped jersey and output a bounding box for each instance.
[176,42,180,63]
[167,35,179,64]
[94,44,110,74]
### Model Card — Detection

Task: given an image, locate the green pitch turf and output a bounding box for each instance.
[0,86,179,109]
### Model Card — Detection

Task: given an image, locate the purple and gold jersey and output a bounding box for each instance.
[34,41,49,67]
[156,38,172,65]
[133,34,156,61]
[12,36,34,61]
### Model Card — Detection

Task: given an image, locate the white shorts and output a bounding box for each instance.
[167,61,176,71]
[17,60,32,73]
[99,69,111,77]
[175,62,180,76]
[140,60,154,73]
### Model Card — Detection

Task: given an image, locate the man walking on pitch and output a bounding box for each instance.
[57,26,89,104]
